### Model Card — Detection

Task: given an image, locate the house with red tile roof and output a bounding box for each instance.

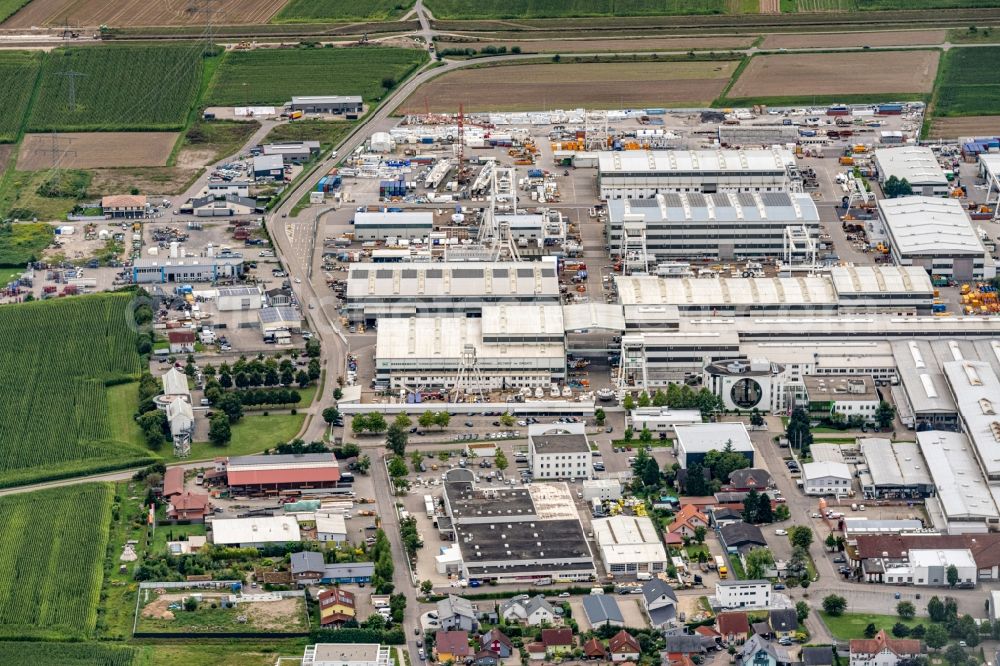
[609,630,641,662]
[435,630,471,662]
[668,505,709,539]
[167,491,210,522]
[541,628,575,657]
[584,637,607,660]
[717,611,752,644]
[849,630,921,666]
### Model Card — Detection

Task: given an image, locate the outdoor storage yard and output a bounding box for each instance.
[17,132,179,170]
[761,29,946,48]
[726,50,939,101]
[399,60,741,113]
[138,591,308,634]
[2,0,286,28]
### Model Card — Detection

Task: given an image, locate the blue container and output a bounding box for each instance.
[645,108,666,115]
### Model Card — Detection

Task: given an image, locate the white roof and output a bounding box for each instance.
[562,303,626,332]
[878,196,985,256]
[675,422,753,454]
[943,360,1000,478]
[218,285,262,298]
[254,154,284,170]
[291,95,362,104]
[874,146,948,186]
[592,515,667,565]
[917,430,999,521]
[582,479,622,490]
[908,548,976,568]
[481,304,564,338]
[616,275,836,307]
[859,439,932,488]
[829,265,934,296]
[598,148,795,175]
[354,211,433,228]
[375,316,563,362]
[162,367,189,397]
[980,154,1000,180]
[802,460,852,482]
[316,513,347,536]
[631,408,703,422]
[211,516,301,545]
[347,262,559,300]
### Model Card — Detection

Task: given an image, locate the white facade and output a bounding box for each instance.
[316,513,348,543]
[714,580,772,609]
[211,516,301,548]
[874,146,948,196]
[597,148,798,200]
[592,515,668,576]
[353,212,432,241]
[628,408,703,433]
[802,461,853,496]
[909,549,976,587]
[582,479,623,501]
[217,285,264,311]
[675,422,755,469]
[528,422,590,479]
[166,399,194,441]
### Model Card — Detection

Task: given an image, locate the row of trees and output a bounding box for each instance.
[622,385,724,418]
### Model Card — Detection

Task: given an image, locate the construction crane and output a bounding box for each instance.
[456,102,471,184]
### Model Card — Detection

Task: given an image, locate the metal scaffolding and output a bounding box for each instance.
[616,335,649,393]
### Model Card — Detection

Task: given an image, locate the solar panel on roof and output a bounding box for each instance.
[737,192,757,206]
[401,270,417,279]
[762,192,792,207]
[687,193,706,207]
[451,269,483,279]
[662,193,683,207]
[629,199,660,208]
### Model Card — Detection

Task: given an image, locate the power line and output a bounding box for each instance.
[58,70,86,112]
[34,132,76,163]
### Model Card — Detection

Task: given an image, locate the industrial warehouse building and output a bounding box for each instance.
[605,191,819,261]
[253,154,285,181]
[262,141,321,164]
[675,422,754,468]
[596,148,800,200]
[592,515,668,577]
[131,256,244,284]
[221,453,341,494]
[216,285,264,311]
[439,469,596,584]
[289,96,363,114]
[877,196,993,281]
[345,262,560,324]
[873,147,949,197]
[615,266,933,319]
[373,305,566,391]
[352,211,433,241]
[528,422,591,480]
[858,438,934,500]
[718,124,799,146]
[917,430,999,534]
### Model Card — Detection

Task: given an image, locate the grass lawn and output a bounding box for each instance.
[263,120,354,152]
[685,544,709,559]
[138,641,309,666]
[728,557,746,580]
[98,481,150,640]
[107,381,144,447]
[150,522,206,554]
[181,119,261,164]
[0,169,92,221]
[819,612,923,640]
[172,413,305,462]
[0,266,22,284]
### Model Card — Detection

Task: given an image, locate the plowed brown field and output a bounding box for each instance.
[762,29,945,49]
[930,116,1000,139]
[17,132,178,169]
[398,61,739,113]
[4,0,286,28]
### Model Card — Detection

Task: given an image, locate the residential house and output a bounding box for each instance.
[802,647,835,666]
[322,562,374,584]
[663,532,684,549]
[318,588,356,626]
[526,643,548,661]
[737,635,795,666]
[438,595,478,632]
[473,650,499,666]
[668,505,709,539]
[584,594,624,627]
[168,329,196,353]
[663,634,709,656]
[719,522,768,565]
[665,654,697,666]
[163,466,184,498]
[715,580,772,610]
[499,595,556,626]
[167,491,210,522]
[435,631,471,663]
[717,612,752,645]
[584,638,607,660]
[768,609,798,640]
[728,469,773,492]
[291,551,326,584]
[480,629,514,659]
[641,578,678,628]
[709,507,745,528]
[849,630,921,666]
[695,626,722,648]
[541,628,574,657]
[752,621,772,639]
[609,630,641,663]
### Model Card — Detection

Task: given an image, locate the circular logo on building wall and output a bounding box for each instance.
[730,377,763,409]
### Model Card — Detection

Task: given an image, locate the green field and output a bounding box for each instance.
[0,293,156,487]
[276,0,415,22]
[0,484,114,639]
[206,46,426,106]
[0,641,138,666]
[859,0,1000,8]
[423,0,728,18]
[28,44,204,132]
[820,611,924,640]
[264,119,355,151]
[0,51,40,142]
[0,169,92,222]
[934,46,1000,116]
[0,222,52,266]
[0,0,30,23]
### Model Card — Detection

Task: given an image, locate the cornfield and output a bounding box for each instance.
[0,293,153,487]
[0,641,137,665]
[0,484,114,639]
